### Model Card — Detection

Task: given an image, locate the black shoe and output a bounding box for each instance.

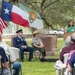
[28,59,33,61]
[21,59,24,62]
[40,58,48,62]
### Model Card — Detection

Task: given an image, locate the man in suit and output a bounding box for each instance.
[13,29,33,61]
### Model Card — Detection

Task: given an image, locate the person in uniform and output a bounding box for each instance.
[13,29,33,61]
[32,31,46,60]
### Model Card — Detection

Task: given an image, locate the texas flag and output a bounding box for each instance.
[2,0,30,27]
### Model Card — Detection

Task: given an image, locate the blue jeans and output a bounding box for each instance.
[13,62,21,75]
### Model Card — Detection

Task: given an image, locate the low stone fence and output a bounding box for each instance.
[2,34,32,39]
[2,34,63,39]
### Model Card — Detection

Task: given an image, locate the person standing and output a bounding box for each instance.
[13,29,33,61]
[65,20,75,32]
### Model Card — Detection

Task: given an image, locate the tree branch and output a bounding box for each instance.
[43,0,59,10]
[41,0,45,9]
[40,0,46,15]
[42,17,55,29]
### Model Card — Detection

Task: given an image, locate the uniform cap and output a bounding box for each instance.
[16,29,23,33]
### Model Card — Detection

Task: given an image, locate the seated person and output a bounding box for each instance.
[0,34,21,75]
[54,33,75,70]
[13,29,33,61]
[0,46,11,75]
[60,33,75,62]
[68,52,75,75]
[32,31,46,60]
[60,36,71,52]
[65,36,71,45]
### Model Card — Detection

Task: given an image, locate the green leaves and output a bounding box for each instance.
[2,0,75,29]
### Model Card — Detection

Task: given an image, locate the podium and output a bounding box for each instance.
[63,32,74,40]
[40,35,57,56]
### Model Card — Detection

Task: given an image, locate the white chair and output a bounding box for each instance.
[8,47,22,75]
[10,47,20,60]
[54,53,69,75]
[62,53,69,75]
[56,69,61,75]
[63,53,69,64]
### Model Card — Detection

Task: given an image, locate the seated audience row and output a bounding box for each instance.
[0,29,46,75]
[13,29,46,61]
[55,33,75,75]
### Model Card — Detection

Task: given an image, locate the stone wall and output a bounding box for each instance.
[2,34,32,39]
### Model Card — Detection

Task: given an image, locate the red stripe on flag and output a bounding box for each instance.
[12,12,30,27]
[0,17,7,33]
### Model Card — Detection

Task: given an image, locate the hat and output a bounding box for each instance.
[16,29,23,33]
[33,31,39,35]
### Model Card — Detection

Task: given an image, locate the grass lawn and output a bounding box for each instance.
[6,38,65,75]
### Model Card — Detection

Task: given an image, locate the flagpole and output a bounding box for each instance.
[0,0,2,17]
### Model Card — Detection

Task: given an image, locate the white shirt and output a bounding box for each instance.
[0,41,16,62]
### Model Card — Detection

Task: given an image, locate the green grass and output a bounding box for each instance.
[6,38,65,75]
[22,61,55,75]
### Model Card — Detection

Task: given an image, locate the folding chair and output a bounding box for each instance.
[62,53,69,75]
[34,50,41,59]
[6,52,12,74]
[9,47,22,75]
[54,53,69,75]
[31,43,42,59]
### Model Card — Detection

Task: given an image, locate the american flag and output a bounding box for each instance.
[0,17,7,33]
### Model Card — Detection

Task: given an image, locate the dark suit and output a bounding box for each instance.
[13,36,33,61]
[0,47,8,63]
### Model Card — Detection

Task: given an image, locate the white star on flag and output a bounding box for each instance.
[4,7,10,14]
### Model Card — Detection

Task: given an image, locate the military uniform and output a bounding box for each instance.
[13,35,33,61]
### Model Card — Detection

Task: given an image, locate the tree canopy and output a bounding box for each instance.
[2,0,75,29]
[19,0,75,29]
